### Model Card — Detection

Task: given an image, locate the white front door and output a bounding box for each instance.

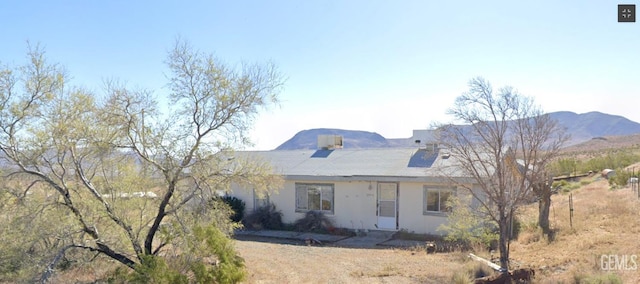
[377,182,397,230]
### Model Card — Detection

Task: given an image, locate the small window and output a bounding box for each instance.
[295,183,334,214]
[253,189,270,210]
[423,186,454,214]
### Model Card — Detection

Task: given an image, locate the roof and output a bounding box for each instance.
[234,147,471,182]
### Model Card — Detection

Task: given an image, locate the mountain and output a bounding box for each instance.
[548,111,640,145]
[275,128,402,150]
[274,112,640,150]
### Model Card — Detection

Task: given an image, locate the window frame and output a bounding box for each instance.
[295,183,335,214]
[423,186,455,215]
[252,189,270,211]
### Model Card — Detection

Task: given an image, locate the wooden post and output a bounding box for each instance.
[631,167,640,199]
[569,193,574,228]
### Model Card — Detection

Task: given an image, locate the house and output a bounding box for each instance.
[229,135,476,235]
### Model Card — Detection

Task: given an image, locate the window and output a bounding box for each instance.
[295,183,334,214]
[423,186,454,214]
[253,189,270,210]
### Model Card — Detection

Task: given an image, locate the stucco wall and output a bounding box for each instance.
[231,179,456,234]
[231,180,378,229]
[397,183,448,235]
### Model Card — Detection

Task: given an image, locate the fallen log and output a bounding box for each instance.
[469,253,503,271]
[468,253,535,283]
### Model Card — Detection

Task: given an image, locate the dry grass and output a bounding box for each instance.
[234,240,468,283]
[511,176,640,283]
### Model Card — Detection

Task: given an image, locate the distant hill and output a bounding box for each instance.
[275,128,394,150]
[549,111,640,145]
[274,111,640,150]
[561,133,640,154]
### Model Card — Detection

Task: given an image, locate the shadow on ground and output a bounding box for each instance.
[233,229,425,249]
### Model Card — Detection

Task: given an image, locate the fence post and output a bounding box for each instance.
[569,193,574,229]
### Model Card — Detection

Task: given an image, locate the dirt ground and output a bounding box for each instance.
[234,238,465,284]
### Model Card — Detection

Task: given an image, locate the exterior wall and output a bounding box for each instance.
[231,180,378,229]
[229,183,261,213]
[400,183,479,235]
[331,180,378,230]
[397,182,448,235]
[231,179,459,235]
[398,183,447,235]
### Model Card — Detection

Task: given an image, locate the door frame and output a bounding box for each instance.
[376,182,398,230]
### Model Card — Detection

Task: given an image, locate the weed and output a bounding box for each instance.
[371,265,399,277]
[450,270,474,284]
[293,210,334,233]
[572,271,623,284]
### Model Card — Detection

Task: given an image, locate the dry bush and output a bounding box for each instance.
[450,261,495,284]
[293,210,334,233]
[450,270,474,284]
[242,203,283,230]
[518,230,542,245]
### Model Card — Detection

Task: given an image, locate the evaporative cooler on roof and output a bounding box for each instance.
[317,135,343,150]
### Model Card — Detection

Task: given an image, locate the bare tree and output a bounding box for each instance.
[439,77,566,271]
[0,41,283,282]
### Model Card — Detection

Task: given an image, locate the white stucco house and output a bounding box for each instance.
[229,133,476,235]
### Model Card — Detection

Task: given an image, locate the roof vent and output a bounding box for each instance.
[317,135,343,150]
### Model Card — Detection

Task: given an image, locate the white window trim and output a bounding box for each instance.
[295,183,335,214]
[423,186,455,215]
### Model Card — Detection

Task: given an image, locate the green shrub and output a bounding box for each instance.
[108,255,188,284]
[106,223,246,284]
[552,180,569,189]
[219,196,246,223]
[243,203,283,230]
[580,151,640,173]
[553,180,581,193]
[0,247,24,279]
[293,210,334,233]
[190,224,246,283]
[549,151,640,177]
[437,194,498,250]
[608,169,636,188]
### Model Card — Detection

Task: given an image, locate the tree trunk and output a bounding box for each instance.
[538,188,551,235]
[498,212,510,272]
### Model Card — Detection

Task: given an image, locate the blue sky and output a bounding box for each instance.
[1,1,638,150]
